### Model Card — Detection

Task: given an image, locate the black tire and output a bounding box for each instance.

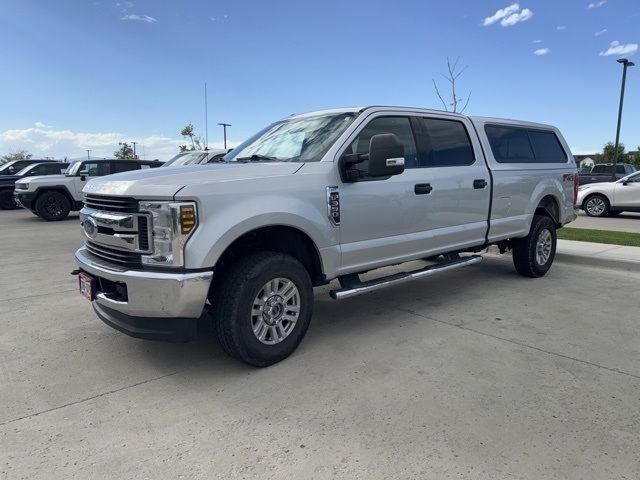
[211,251,313,367]
[583,194,610,217]
[35,191,71,221]
[512,215,557,278]
[0,189,17,210]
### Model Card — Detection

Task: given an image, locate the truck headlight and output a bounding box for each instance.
[139,201,198,267]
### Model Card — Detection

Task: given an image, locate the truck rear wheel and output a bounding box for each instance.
[35,191,71,221]
[512,215,556,278]
[211,251,313,367]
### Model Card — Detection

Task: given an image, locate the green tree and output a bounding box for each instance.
[595,142,626,164]
[114,142,138,159]
[1,150,32,164]
[629,147,640,169]
[178,123,204,152]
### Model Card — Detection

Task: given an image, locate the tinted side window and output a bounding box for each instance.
[348,116,417,174]
[83,162,111,176]
[41,163,65,175]
[485,125,535,163]
[113,161,139,173]
[528,130,566,163]
[419,118,475,167]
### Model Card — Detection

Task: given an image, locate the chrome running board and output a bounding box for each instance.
[330,255,483,300]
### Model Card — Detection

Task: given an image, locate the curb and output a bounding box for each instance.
[554,251,640,271]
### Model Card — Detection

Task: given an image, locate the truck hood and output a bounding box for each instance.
[15,174,69,186]
[0,174,22,184]
[83,162,304,197]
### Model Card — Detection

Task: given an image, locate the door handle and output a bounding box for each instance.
[473,179,487,189]
[414,183,432,195]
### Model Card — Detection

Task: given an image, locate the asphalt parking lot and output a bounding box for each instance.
[1,209,639,479]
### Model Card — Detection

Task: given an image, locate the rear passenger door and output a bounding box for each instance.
[411,115,491,252]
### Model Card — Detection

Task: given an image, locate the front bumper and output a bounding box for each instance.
[14,191,35,210]
[75,246,213,341]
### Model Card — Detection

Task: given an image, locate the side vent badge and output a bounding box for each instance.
[326,186,340,226]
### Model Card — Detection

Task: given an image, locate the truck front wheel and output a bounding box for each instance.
[512,215,557,278]
[35,191,71,221]
[0,190,17,210]
[211,251,314,367]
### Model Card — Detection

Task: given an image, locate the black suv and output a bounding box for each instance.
[0,159,59,176]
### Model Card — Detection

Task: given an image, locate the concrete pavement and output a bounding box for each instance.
[572,211,640,233]
[1,209,640,479]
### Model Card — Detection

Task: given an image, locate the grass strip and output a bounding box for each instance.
[557,227,640,247]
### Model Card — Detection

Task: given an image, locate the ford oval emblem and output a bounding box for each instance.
[83,217,98,238]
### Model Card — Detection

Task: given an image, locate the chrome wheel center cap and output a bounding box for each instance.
[263,295,284,325]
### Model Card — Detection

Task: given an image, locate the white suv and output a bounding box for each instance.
[14,159,162,220]
[577,171,640,216]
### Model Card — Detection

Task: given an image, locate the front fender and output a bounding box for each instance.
[183,193,339,273]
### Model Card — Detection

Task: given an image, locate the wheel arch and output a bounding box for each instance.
[581,190,611,210]
[33,186,75,206]
[534,194,561,226]
[211,224,327,287]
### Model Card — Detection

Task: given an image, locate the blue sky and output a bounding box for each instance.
[0,0,638,159]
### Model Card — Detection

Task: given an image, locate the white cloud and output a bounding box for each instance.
[556,25,566,31]
[501,8,533,26]
[0,126,238,160]
[532,39,542,43]
[594,29,607,36]
[587,1,606,9]
[483,3,520,26]
[121,14,157,23]
[599,40,638,57]
[533,48,550,56]
[34,121,52,128]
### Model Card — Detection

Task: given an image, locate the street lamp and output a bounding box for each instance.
[218,123,232,149]
[611,58,634,181]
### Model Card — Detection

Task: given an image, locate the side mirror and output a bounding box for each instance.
[367,133,405,177]
[621,180,629,186]
[79,170,88,180]
[7,166,15,173]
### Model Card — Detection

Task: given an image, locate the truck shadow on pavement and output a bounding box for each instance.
[128,256,524,375]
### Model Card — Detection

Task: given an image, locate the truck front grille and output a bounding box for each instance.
[81,194,152,268]
[84,194,138,213]
[86,241,142,267]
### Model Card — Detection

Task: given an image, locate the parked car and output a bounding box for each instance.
[14,158,162,220]
[0,161,69,209]
[0,159,59,176]
[162,149,230,167]
[578,163,636,185]
[576,171,640,216]
[74,106,577,366]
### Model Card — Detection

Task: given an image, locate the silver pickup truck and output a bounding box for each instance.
[74,106,578,366]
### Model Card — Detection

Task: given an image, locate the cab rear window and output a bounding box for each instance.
[485,125,567,163]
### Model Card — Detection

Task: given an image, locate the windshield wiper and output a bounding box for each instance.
[235,154,280,163]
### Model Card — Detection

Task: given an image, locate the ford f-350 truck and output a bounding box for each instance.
[74,106,578,366]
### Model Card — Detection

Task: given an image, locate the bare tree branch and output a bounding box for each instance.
[432,79,448,111]
[432,57,471,113]
[460,91,472,114]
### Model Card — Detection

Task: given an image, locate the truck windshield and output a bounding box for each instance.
[65,161,82,176]
[0,161,18,174]
[225,112,358,163]
[163,152,209,167]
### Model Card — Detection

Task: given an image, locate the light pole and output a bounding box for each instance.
[132,142,137,158]
[611,58,634,181]
[218,123,231,149]
[86,149,91,160]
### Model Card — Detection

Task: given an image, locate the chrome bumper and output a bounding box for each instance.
[75,246,212,319]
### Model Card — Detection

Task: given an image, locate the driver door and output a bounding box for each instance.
[71,161,112,197]
[338,115,434,273]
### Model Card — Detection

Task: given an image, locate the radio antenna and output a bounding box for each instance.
[204,82,209,150]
